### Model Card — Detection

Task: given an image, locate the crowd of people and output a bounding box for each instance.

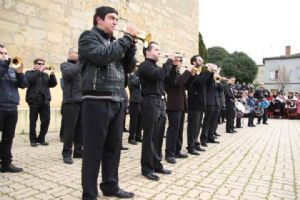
[1,5,299,200]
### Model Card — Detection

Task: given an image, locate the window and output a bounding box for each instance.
[275,70,279,79]
[270,70,279,80]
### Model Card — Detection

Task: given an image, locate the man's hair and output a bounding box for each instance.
[93,6,118,26]
[0,44,4,48]
[190,55,200,65]
[68,47,77,55]
[33,58,45,64]
[142,41,158,57]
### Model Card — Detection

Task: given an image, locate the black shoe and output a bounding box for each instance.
[226,130,234,134]
[208,140,220,144]
[103,189,135,198]
[63,157,73,164]
[121,146,129,150]
[73,153,83,159]
[188,149,200,155]
[263,122,268,125]
[236,126,243,128]
[175,152,188,159]
[257,122,261,124]
[201,142,208,147]
[135,138,143,142]
[214,133,221,136]
[165,157,176,164]
[155,168,171,174]
[142,173,160,181]
[0,164,23,173]
[30,142,38,147]
[128,140,137,145]
[195,146,206,152]
[38,141,49,146]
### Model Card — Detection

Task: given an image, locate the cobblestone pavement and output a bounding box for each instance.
[1,118,300,200]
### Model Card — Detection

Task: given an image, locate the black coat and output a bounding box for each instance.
[166,70,191,111]
[0,61,28,111]
[25,70,57,104]
[224,83,235,109]
[128,72,142,103]
[138,58,176,96]
[60,60,82,104]
[187,71,213,110]
[78,26,136,102]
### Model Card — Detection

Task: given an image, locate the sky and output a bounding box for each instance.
[199,0,300,64]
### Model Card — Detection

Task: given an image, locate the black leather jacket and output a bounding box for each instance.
[78,26,136,102]
[60,60,82,104]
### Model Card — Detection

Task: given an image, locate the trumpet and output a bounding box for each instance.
[214,74,227,82]
[115,28,152,48]
[45,65,55,71]
[12,57,23,68]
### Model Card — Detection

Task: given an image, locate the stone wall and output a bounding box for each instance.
[1,0,199,109]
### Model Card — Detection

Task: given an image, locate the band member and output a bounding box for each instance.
[224,77,236,133]
[200,64,221,145]
[128,63,143,145]
[79,6,137,199]
[165,59,192,164]
[186,55,210,154]
[138,41,178,181]
[0,44,28,173]
[60,47,83,164]
[25,58,57,146]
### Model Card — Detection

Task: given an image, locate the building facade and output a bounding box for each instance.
[263,46,300,93]
[0,0,199,107]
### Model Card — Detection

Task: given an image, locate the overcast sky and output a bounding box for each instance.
[199,0,300,64]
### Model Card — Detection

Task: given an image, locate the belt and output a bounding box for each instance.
[143,94,165,100]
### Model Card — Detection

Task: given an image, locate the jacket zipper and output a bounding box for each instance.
[93,68,98,90]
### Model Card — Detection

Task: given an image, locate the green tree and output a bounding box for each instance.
[207,46,230,67]
[207,47,257,83]
[198,32,208,62]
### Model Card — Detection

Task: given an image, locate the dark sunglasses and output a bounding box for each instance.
[0,52,8,55]
[37,63,45,65]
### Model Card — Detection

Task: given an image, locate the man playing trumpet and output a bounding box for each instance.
[25,58,57,147]
[79,6,137,199]
[0,44,28,173]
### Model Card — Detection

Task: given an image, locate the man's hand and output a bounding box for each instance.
[16,63,24,73]
[125,25,139,37]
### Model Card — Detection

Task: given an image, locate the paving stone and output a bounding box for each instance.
[0,119,299,200]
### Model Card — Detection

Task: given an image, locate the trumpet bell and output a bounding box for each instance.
[12,57,23,68]
[45,65,55,70]
[135,32,152,48]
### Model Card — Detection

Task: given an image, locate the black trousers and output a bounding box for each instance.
[201,105,216,142]
[62,103,83,158]
[59,103,64,141]
[141,97,166,175]
[248,111,255,126]
[29,103,50,143]
[82,99,124,200]
[211,106,221,135]
[165,110,185,157]
[0,110,18,167]
[257,108,268,123]
[128,102,142,141]
[187,109,203,150]
[236,117,242,128]
[226,105,235,132]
